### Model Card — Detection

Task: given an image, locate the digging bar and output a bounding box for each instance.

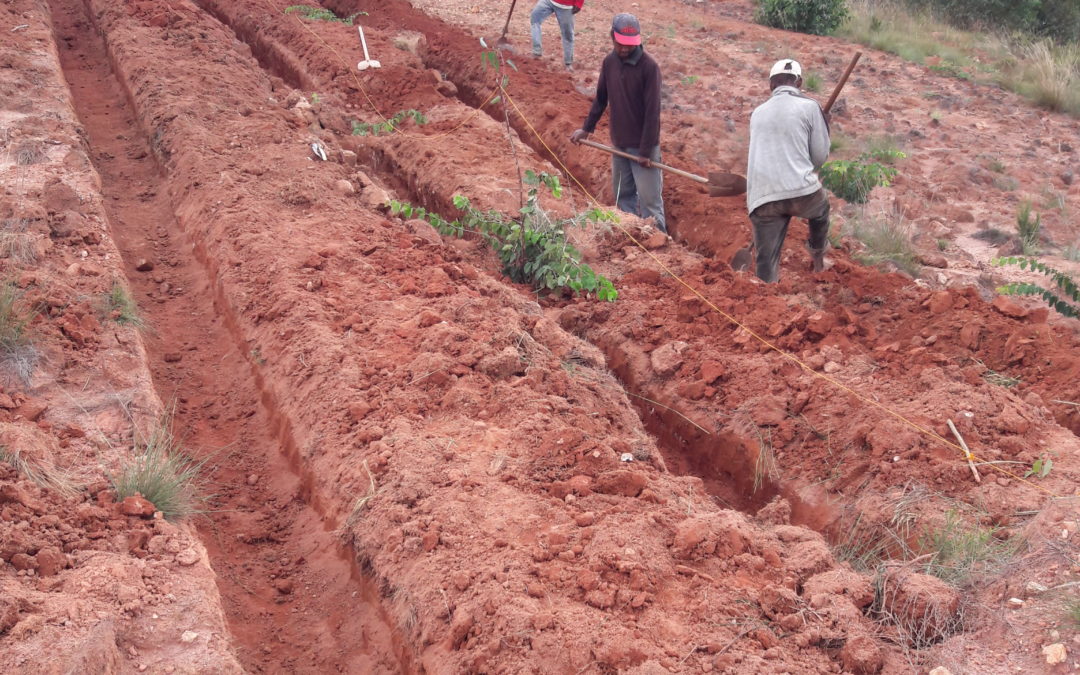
[579,139,747,198]
[731,51,863,270]
[496,0,519,49]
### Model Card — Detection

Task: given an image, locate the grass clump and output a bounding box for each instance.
[1,218,37,264]
[850,209,921,276]
[1065,597,1080,627]
[110,412,210,520]
[918,509,1017,584]
[103,281,146,329]
[0,281,38,385]
[1016,200,1042,255]
[0,445,83,498]
[283,5,365,25]
[841,0,1080,116]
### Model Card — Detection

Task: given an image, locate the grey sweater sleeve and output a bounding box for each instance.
[808,106,830,169]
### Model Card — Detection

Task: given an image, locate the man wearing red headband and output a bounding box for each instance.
[570,14,666,233]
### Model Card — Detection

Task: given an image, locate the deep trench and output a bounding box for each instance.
[48,0,409,671]
[185,0,832,531]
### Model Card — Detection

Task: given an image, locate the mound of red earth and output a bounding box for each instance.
[3,0,1078,672]
[1,2,239,670]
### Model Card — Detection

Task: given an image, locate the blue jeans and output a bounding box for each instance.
[530,0,575,66]
[612,145,666,232]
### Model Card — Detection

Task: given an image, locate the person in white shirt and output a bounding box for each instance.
[530,0,584,71]
[746,59,832,282]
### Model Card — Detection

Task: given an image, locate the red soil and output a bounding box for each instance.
[2,0,1078,672]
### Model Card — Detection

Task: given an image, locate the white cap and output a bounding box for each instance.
[769,59,802,78]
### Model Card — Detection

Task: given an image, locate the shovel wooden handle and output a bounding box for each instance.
[579,139,708,184]
[500,0,518,38]
[824,52,861,113]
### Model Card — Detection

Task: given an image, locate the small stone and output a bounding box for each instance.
[823,361,842,373]
[35,547,68,577]
[928,668,953,675]
[274,579,294,595]
[1025,581,1048,595]
[175,549,199,566]
[1042,642,1066,664]
[1007,597,1024,609]
[163,353,183,363]
[135,259,154,272]
[10,553,37,571]
[451,571,470,591]
[992,295,1028,319]
[180,631,198,644]
[246,474,259,486]
[334,179,355,195]
[120,495,156,517]
[642,232,668,250]
[574,512,595,527]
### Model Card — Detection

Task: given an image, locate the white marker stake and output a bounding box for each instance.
[356,25,381,70]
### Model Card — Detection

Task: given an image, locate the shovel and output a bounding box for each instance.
[579,139,747,197]
[496,0,519,50]
[356,25,381,71]
[731,51,863,271]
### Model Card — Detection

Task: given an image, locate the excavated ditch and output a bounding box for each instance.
[190,0,797,522]
[11,0,1080,670]
[49,0,408,670]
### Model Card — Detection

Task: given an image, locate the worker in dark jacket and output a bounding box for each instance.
[530,0,585,71]
[570,13,666,232]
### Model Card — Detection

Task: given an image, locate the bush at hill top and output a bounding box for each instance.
[755,0,850,35]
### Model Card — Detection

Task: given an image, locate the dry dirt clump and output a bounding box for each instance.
[0,1,239,672]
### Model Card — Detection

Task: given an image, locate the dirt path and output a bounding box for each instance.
[49,0,405,671]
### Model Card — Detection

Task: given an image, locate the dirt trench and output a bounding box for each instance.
[186,0,796,522]
[48,0,408,671]
[35,0,1080,670]
[315,0,759,262]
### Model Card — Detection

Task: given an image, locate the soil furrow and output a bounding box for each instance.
[48,0,406,671]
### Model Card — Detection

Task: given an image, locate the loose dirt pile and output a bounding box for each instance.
[2,0,1078,673]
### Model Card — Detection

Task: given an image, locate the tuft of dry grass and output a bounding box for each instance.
[110,411,211,520]
[0,445,84,498]
[0,281,38,385]
[841,0,1080,116]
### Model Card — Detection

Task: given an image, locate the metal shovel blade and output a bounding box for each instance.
[706,172,747,198]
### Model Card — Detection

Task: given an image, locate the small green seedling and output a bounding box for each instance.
[1024,456,1052,479]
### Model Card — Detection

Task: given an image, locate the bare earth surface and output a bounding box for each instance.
[1,0,1079,673]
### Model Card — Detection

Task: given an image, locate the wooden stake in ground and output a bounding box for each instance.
[946,418,981,484]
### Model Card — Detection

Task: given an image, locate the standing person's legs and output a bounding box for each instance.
[611,153,639,216]
[628,145,666,232]
[530,0,554,57]
[553,6,575,67]
[749,202,791,283]
[796,189,831,271]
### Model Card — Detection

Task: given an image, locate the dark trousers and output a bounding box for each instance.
[749,188,830,283]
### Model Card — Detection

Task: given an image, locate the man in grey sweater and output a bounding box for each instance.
[746,59,831,282]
